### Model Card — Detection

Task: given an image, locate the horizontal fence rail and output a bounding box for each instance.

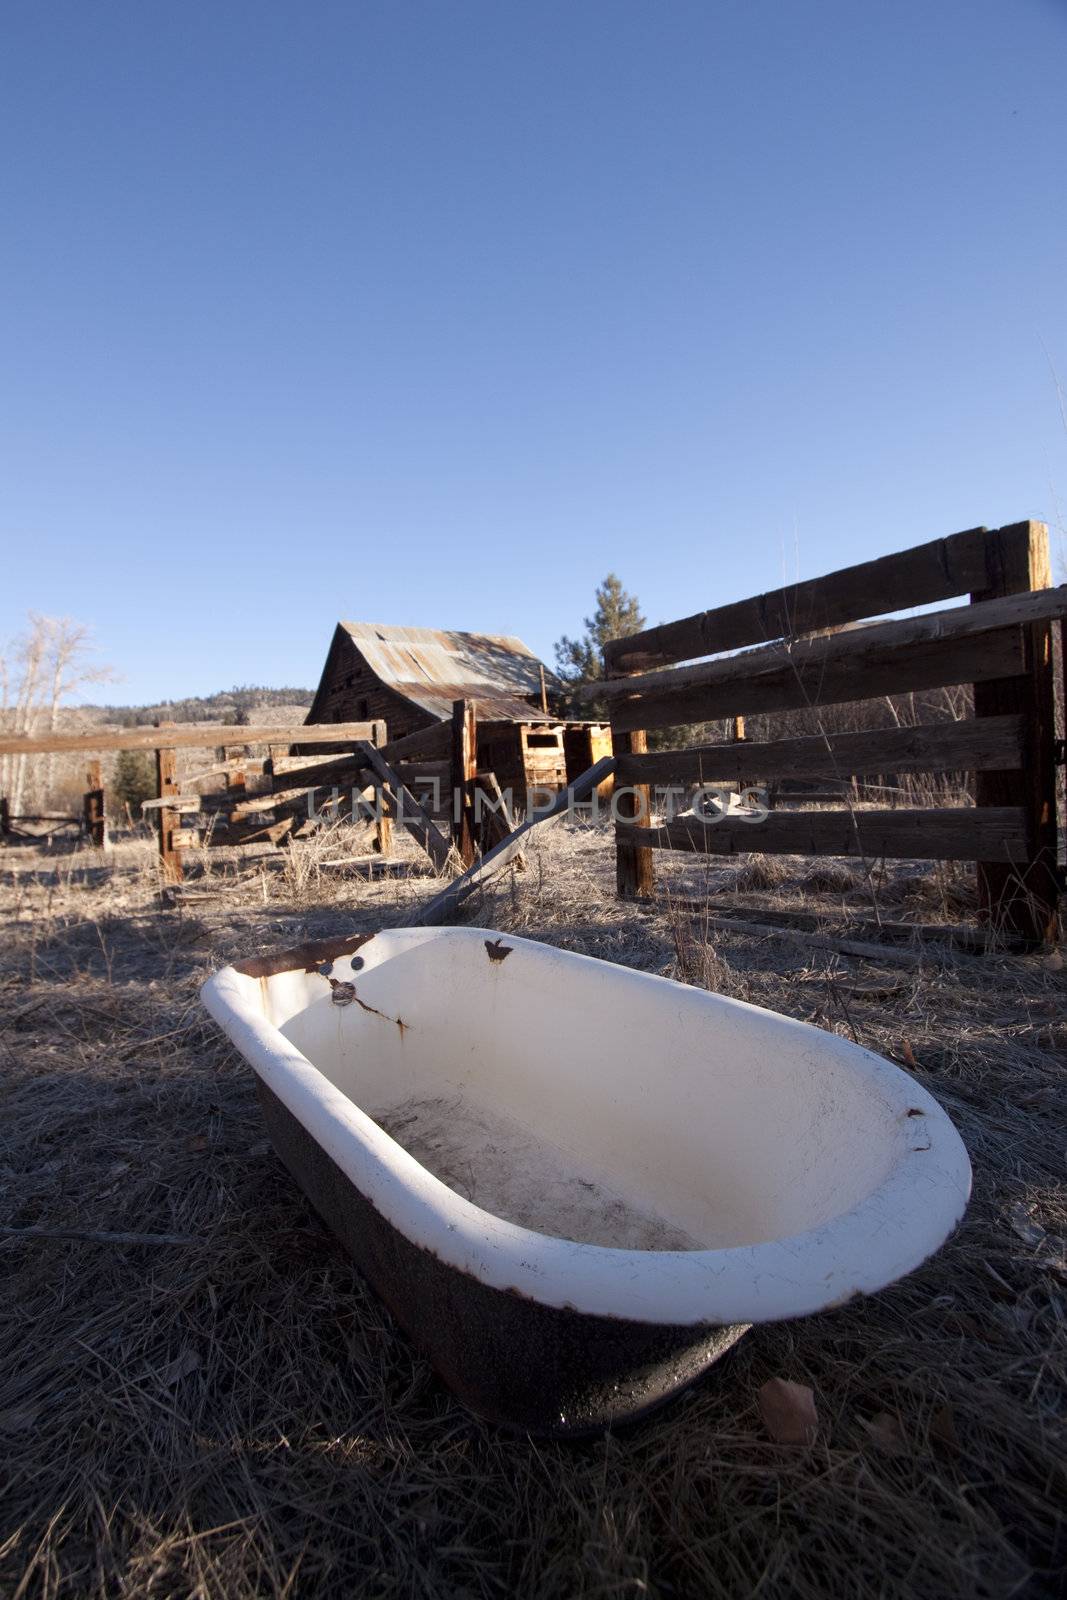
[604,626,1026,733]
[0,721,386,757]
[603,522,1002,672]
[615,807,1029,863]
[614,714,1026,786]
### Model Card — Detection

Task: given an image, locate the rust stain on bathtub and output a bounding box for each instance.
[344,983,409,1035]
[234,931,376,980]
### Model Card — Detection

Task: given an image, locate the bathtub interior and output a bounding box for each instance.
[235,928,929,1253]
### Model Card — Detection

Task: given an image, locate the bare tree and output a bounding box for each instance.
[0,615,114,814]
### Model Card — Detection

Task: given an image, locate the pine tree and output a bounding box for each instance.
[554,574,645,687]
[112,750,156,816]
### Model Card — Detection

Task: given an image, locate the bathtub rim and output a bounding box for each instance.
[200,926,972,1327]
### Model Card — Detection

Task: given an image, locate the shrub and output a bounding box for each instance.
[112,750,156,815]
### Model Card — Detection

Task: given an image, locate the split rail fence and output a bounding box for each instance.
[587,520,1065,946]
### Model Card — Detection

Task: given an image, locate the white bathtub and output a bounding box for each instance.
[201,926,971,1432]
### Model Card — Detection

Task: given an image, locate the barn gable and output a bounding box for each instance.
[305,621,564,741]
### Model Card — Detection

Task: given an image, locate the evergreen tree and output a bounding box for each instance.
[112,750,156,816]
[554,574,645,687]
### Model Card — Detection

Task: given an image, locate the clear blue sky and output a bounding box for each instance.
[2,0,1065,704]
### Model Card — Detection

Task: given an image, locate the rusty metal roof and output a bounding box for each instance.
[338,622,564,723]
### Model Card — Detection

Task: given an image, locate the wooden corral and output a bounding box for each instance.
[585,521,1066,947]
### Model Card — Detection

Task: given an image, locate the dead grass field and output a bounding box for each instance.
[1,822,1064,1599]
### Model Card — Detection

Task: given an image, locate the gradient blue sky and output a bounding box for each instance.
[2,1,1065,703]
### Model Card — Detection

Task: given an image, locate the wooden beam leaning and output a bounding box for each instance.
[616,806,1028,863]
[615,714,1026,787]
[154,730,182,883]
[612,725,654,899]
[605,627,1026,733]
[356,741,453,875]
[970,521,1059,944]
[0,721,386,758]
[603,524,995,671]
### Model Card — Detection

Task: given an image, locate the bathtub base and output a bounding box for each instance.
[257,1082,749,1436]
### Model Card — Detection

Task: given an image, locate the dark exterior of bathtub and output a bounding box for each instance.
[255,1079,748,1436]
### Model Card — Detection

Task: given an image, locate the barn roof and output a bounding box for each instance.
[336,621,565,723]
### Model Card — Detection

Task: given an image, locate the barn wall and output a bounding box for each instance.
[309,635,438,743]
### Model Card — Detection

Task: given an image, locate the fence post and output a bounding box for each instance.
[225,747,246,822]
[612,724,655,899]
[451,699,478,869]
[970,521,1058,945]
[83,759,108,849]
[154,724,182,883]
[0,796,9,840]
[369,721,392,856]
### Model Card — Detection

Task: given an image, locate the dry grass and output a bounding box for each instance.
[1,824,1065,1599]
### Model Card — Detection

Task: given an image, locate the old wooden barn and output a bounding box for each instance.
[304,621,611,811]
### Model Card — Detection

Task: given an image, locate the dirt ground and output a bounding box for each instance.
[1,821,1064,1599]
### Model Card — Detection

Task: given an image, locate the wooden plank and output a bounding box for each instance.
[414,756,617,926]
[0,721,384,758]
[615,714,1025,786]
[184,757,271,785]
[970,522,1059,943]
[615,806,1028,863]
[141,795,202,814]
[451,699,478,869]
[391,759,450,784]
[222,785,330,822]
[154,737,182,884]
[380,722,451,765]
[356,740,454,874]
[612,725,654,899]
[607,627,1025,733]
[603,524,994,671]
[269,754,368,794]
[589,583,1067,706]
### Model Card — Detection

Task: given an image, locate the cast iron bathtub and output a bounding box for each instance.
[201,926,971,1434]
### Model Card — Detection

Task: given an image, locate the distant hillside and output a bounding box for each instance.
[84,685,314,728]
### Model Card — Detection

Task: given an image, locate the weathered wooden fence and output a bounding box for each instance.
[587,521,1064,946]
[0,709,531,884]
[0,720,387,881]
